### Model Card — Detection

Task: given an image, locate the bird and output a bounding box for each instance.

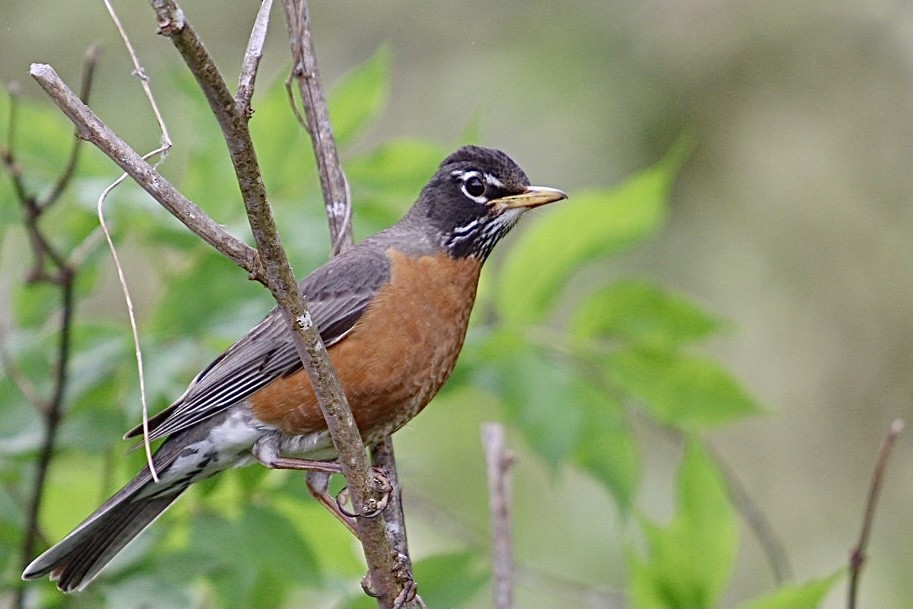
[22,145,566,592]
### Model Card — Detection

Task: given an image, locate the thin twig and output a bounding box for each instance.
[369,438,422,607]
[15,279,75,609]
[482,422,515,609]
[279,2,415,606]
[41,45,100,210]
[28,63,263,280]
[847,418,904,609]
[705,442,792,584]
[282,0,352,254]
[236,0,274,115]
[1,83,29,205]
[0,324,44,409]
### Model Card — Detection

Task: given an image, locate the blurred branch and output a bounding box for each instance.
[406,490,627,608]
[0,46,98,609]
[847,418,904,609]
[704,442,792,584]
[482,423,515,609]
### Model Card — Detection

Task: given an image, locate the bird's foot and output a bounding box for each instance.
[304,466,392,536]
[360,552,424,609]
[336,466,393,519]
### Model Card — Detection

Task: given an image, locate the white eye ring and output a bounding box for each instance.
[454,170,488,203]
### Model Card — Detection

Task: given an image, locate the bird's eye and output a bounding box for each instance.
[463,175,485,199]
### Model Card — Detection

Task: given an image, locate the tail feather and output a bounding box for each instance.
[24,410,236,591]
[23,489,186,592]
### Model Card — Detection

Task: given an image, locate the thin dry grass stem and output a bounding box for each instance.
[99,0,178,482]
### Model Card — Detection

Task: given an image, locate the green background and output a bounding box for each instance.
[0,1,910,608]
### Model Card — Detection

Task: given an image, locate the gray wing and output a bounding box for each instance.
[126,250,391,441]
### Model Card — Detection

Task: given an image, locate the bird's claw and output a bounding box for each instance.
[360,552,424,609]
[335,466,392,520]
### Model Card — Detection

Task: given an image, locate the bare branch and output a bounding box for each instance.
[482,422,515,609]
[282,0,352,255]
[848,418,905,609]
[236,0,274,115]
[0,323,45,410]
[1,84,32,211]
[370,438,422,607]
[28,63,263,280]
[279,2,415,605]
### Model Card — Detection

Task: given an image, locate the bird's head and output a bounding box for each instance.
[408,145,567,260]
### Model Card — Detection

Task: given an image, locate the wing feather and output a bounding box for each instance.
[126,251,391,440]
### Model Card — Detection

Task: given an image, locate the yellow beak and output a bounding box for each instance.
[490,185,568,210]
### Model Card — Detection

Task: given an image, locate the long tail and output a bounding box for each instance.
[22,485,186,592]
[21,419,219,592]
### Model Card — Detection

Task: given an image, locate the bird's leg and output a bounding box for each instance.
[252,436,393,534]
[306,470,358,535]
[252,435,345,473]
[307,467,393,536]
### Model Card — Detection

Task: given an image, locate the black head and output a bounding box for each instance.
[407,145,566,260]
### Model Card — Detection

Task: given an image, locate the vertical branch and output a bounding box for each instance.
[482,422,516,609]
[283,2,417,607]
[369,439,417,598]
[847,419,904,609]
[282,0,352,254]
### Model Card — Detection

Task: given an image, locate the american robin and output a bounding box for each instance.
[22,145,566,592]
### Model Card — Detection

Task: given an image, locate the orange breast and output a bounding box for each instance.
[249,249,482,441]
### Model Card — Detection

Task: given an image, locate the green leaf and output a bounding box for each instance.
[605,347,762,428]
[347,138,448,232]
[190,504,320,607]
[412,551,488,608]
[742,571,844,609]
[150,246,265,339]
[570,386,639,512]
[248,75,314,199]
[627,441,738,608]
[573,280,722,347]
[496,140,688,325]
[328,45,391,148]
[481,331,584,468]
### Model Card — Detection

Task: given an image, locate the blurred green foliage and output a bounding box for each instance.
[0,47,843,608]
